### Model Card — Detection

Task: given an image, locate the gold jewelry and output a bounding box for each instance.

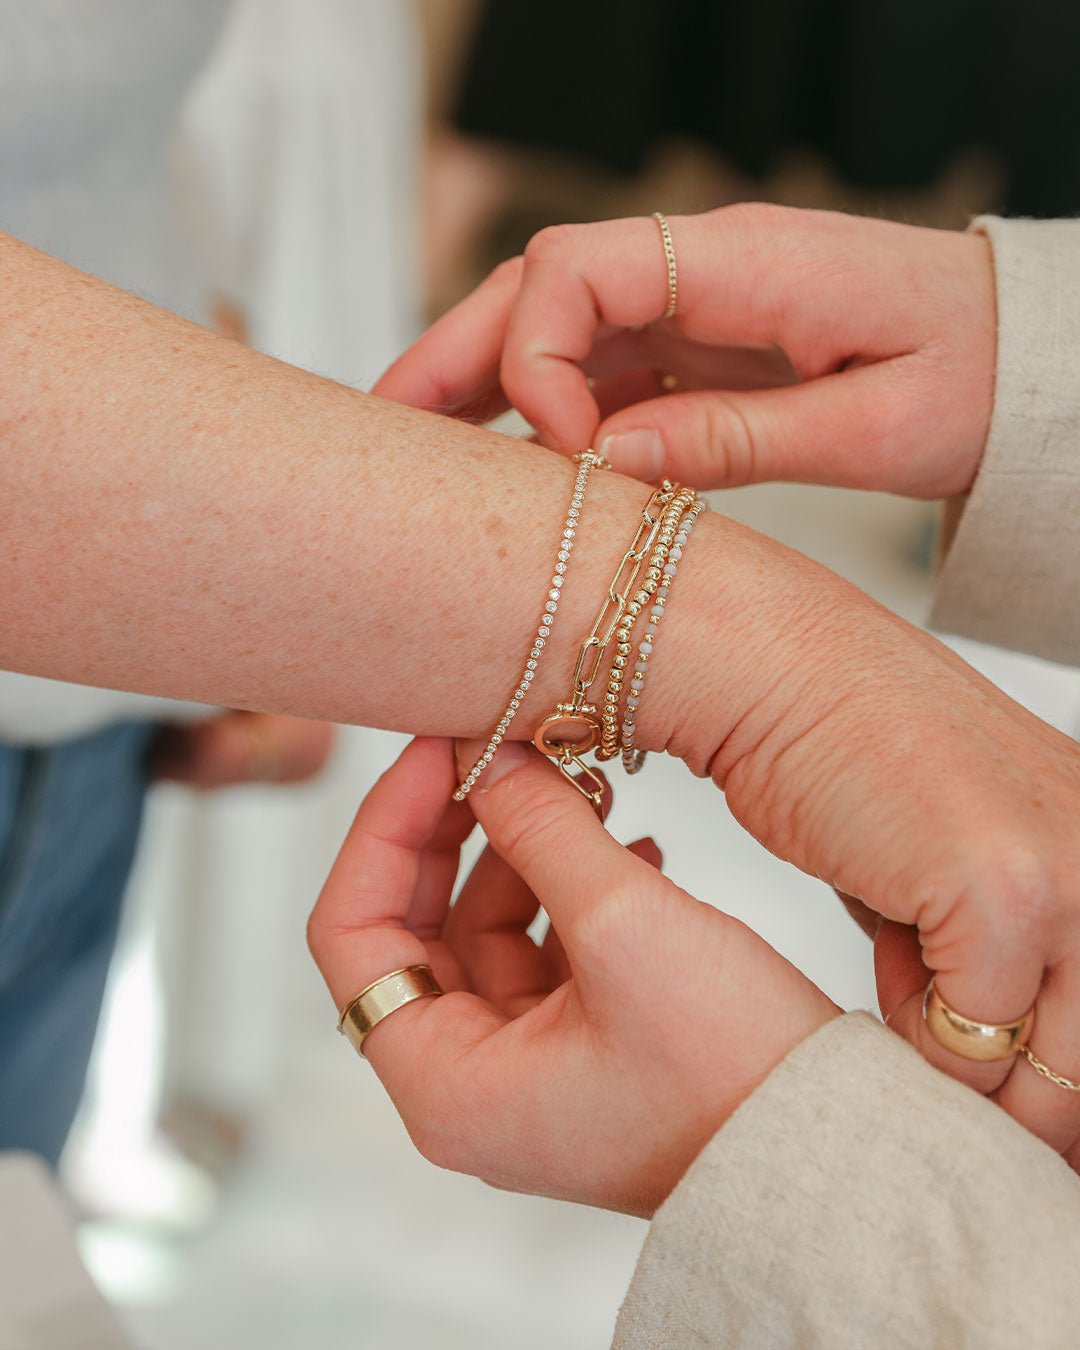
[337,965,443,1056]
[1018,1044,1080,1092]
[922,978,1035,1062]
[454,449,609,801]
[652,212,678,320]
[596,488,697,762]
[621,497,706,773]
[533,481,680,811]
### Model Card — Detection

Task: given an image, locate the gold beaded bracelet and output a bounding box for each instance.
[531,481,680,812]
[621,497,706,773]
[453,449,608,801]
[596,488,696,761]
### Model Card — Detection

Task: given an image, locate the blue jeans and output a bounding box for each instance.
[0,723,153,1165]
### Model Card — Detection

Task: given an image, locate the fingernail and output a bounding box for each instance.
[600,429,664,481]
[455,737,531,790]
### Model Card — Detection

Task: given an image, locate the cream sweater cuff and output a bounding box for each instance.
[930,216,1080,666]
[613,1012,1080,1349]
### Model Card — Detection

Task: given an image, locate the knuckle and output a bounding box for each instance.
[407,1115,461,1172]
[698,393,759,485]
[491,254,523,288]
[523,222,578,265]
[305,904,329,967]
[491,781,581,870]
[979,846,1057,937]
[921,842,1057,949]
[573,879,659,959]
[717,200,800,239]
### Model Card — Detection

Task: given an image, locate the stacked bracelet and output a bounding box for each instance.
[459,457,705,816]
[595,487,696,762]
[453,450,608,802]
[621,497,706,773]
[531,481,677,810]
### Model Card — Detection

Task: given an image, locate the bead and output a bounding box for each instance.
[669,547,683,561]
[643,580,658,594]
[634,590,649,605]
[617,642,631,656]
[651,605,664,618]
[631,678,645,692]
[613,654,627,669]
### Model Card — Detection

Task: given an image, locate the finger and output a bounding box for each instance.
[308,737,472,1007]
[150,713,256,786]
[591,369,667,422]
[594,364,922,491]
[496,208,895,456]
[835,888,879,941]
[373,257,522,412]
[499,218,668,451]
[151,712,333,787]
[994,958,1080,1153]
[881,915,1040,1098]
[874,920,928,1023]
[444,840,554,1017]
[451,739,662,950]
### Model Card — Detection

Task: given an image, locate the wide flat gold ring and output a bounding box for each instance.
[922,978,1035,1062]
[337,964,443,1056]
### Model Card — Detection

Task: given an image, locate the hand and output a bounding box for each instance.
[307,737,836,1216]
[376,204,996,499]
[150,710,334,788]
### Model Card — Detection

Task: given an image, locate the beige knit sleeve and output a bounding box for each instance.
[930,216,1080,666]
[613,1013,1080,1349]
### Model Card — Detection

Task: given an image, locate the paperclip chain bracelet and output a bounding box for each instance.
[621,497,706,773]
[596,487,696,761]
[531,481,679,812]
[453,449,608,802]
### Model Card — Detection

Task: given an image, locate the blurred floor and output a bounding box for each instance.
[72,480,1080,1350]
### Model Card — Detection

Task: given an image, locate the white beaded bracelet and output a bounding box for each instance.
[453,449,609,801]
[620,498,706,774]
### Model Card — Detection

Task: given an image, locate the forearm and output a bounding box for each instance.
[0,233,776,757]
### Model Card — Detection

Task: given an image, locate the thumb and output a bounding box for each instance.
[452,739,657,943]
[596,363,908,492]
